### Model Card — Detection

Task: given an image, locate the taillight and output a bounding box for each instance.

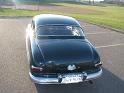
[31,65,43,72]
[95,62,102,67]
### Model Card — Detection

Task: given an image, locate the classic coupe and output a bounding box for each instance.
[26,14,102,84]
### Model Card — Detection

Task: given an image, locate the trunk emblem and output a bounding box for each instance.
[67,65,76,71]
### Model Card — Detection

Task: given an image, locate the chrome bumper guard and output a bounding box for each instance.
[29,69,102,84]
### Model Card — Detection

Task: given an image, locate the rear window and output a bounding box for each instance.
[36,25,84,36]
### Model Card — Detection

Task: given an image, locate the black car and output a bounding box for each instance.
[26,14,102,84]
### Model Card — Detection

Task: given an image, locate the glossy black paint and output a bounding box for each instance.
[36,39,93,63]
[34,14,81,27]
[26,14,101,76]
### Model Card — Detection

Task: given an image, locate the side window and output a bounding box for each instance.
[31,20,35,30]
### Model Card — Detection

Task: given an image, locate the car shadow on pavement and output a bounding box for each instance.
[35,68,124,93]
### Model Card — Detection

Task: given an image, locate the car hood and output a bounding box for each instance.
[36,39,94,65]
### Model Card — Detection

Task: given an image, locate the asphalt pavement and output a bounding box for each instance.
[0,18,124,93]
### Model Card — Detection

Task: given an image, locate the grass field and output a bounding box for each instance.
[55,3,124,31]
[0,3,124,31]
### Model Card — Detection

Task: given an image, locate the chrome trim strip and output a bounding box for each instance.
[29,72,58,84]
[29,69,102,84]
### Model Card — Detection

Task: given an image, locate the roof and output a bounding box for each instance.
[33,14,81,27]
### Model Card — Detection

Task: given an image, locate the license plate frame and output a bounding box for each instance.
[61,74,83,84]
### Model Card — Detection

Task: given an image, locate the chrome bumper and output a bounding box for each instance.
[29,69,102,84]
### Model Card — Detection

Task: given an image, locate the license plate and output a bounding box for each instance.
[62,74,82,84]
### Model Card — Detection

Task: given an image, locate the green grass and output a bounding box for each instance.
[53,3,124,31]
[0,8,47,16]
[0,3,124,31]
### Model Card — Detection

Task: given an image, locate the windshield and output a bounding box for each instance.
[36,25,84,36]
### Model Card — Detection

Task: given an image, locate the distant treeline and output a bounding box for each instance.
[0,0,123,5]
[0,0,12,2]
[0,0,84,3]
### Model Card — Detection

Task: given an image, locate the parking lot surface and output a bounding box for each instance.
[0,18,124,93]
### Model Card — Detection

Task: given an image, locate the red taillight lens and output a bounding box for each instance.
[95,62,102,67]
[31,65,43,72]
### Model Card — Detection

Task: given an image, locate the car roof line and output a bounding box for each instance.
[36,24,80,28]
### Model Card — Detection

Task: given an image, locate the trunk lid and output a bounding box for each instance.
[36,39,95,73]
